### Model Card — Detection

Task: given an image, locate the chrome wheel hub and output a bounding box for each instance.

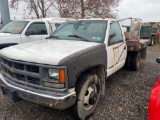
[84,85,97,110]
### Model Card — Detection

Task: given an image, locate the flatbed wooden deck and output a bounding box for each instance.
[127,39,149,51]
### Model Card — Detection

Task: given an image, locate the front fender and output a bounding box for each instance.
[58,43,107,88]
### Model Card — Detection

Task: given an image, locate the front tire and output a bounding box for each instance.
[74,75,101,120]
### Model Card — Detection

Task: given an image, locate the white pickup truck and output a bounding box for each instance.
[0,18,69,49]
[0,18,149,119]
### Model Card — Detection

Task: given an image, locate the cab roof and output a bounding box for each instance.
[73,18,114,21]
[12,17,73,23]
[13,17,115,23]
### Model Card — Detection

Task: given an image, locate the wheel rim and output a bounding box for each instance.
[84,84,98,110]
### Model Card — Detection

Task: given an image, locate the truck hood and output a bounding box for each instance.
[0,40,100,65]
[0,33,20,38]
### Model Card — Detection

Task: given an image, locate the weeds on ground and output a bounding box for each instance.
[151,42,160,51]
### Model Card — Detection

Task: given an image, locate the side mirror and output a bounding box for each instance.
[25,30,35,36]
[156,57,160,64]
[45,36,50,39]
[109,33,116,40]
[55,23,61,29]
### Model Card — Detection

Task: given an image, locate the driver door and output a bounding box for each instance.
[21,22,48,43]
[106,22,127,76]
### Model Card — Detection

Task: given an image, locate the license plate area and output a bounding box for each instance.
[1,86,22,102]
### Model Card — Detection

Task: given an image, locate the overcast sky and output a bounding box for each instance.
[117,0,160,22]
[9,0,160,23]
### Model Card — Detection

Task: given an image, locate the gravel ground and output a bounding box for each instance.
[0,46,160,120]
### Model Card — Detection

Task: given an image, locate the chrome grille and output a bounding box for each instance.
[27,77,40,85]
[8,70,14,77]
[7,61,12,67]
[26,65,39,73]
[1,58,41,87]
[14,63,24,70]
[15,74,25,81]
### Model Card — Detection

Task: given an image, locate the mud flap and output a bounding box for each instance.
[101,78,105,96]
[100,67,105,95]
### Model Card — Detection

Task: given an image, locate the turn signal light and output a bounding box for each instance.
[59,69,66,83]
[130,47,134,50]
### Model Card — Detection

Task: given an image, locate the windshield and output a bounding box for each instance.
[0,21,29,34]
[140,26,151,34]
[152,28,157,34]
[50,20,107,43]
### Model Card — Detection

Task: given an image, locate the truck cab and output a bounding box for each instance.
[0,18,148,120]
[0,18,69,49]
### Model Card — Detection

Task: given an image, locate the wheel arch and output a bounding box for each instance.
[75,65,106,95]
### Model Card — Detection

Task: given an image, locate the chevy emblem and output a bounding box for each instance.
[10,68,16,73]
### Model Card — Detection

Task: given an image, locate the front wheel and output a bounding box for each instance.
[74,75,101,120]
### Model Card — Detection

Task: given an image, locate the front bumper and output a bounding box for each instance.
[0,74,76,110]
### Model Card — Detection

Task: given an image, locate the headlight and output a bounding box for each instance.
[49,69,59,79]
[48,69,66,83]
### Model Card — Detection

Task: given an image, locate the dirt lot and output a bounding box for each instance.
[0,45,160,120]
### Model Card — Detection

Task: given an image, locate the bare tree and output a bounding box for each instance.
[10,0,120,18]
[56,0,120,18]
[10,0,55,18]
[56,0,80,18]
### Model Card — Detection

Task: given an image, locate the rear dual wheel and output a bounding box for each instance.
[130,52,141,71]
[124,53,131,70]
[125,52,141,71]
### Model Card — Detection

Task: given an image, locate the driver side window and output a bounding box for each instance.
[27,22,47,35]
[108,22,123,46]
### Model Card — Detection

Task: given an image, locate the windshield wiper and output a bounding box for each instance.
[46,36,60,39]
[68,35,90,42]
[1,31,11,33]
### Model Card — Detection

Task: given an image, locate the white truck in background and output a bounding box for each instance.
[0,18,70,49]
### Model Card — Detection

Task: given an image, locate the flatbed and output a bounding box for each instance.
[127,39,149,51]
